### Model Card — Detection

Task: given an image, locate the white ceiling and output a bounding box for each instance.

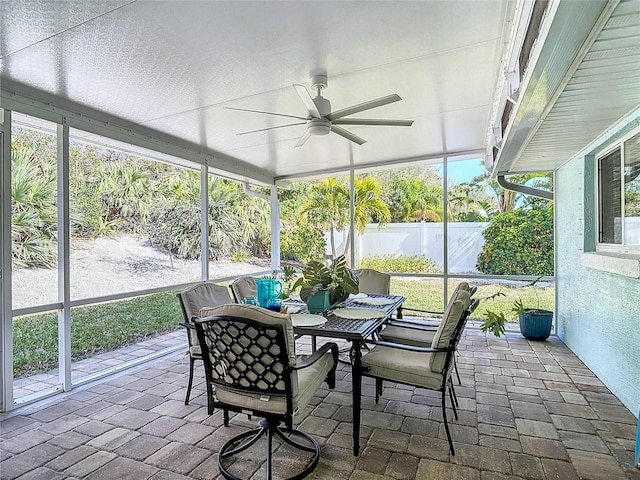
[4,1,635,185]
[0,0,514,183]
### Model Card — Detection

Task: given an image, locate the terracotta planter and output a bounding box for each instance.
[518,310,553,341]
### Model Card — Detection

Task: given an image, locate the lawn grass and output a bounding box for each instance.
[13,291,182,378]
[12,278,554,378]
[391,278,554,321]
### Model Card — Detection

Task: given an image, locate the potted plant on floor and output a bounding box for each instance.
[293,255,359,312]
[512,276,553,340]
[480,276,553,340]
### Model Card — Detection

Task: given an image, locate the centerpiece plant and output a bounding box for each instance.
[293,255,359,307]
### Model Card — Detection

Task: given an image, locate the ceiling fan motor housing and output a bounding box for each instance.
[308,118,331,136]
[312,96,331,117]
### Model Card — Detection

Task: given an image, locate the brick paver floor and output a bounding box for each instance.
[2,329,639,479]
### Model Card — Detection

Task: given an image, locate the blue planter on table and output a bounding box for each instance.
[306,289,332,313]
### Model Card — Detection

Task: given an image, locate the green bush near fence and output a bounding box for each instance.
[13,292,181,378]
[360,254,440,273]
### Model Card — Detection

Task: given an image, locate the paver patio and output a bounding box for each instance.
[2,328,639,479]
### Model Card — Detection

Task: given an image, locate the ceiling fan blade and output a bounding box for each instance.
[294,130,312,148]
[332,118,414,127]
[225,106,307,121]
[236,122,306,135]
[330,125,366,145]
[327,94,402,121]
[293,84,321,118]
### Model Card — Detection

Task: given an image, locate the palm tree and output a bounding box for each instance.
[299,178,349,259]
[299,177,390,260]
[345,177,390,259]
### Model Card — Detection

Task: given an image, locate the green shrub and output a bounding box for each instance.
[279,223,326,263]
[11,145,58,268]
[231,250,249,262]
[360,254,440,273]
[476,205,553,275]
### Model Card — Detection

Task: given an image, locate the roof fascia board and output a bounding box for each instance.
[494,0,613,175]
[0,84,274,186]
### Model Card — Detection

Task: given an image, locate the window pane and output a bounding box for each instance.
[11,119,59,310]
[623,132,640,245]
[599,149,622,244]
[355,163,444,274]
[445,157,494,274]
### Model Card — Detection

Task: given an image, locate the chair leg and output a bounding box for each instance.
[217,418,320,480]
[454,357,461,385]
[375,378,383,404]
[441,389,455,456]
[184,356,195,405]
[449,385,459,420]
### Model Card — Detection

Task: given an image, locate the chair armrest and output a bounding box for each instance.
[291,342,339,370]
[363,339,451,354]
[399,307,444,316]
[385,320,438,332]
[180,321,195,330]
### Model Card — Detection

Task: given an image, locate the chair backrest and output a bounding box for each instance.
[429,289,471,373]
[195,304,298,415]
[230,276,257,303]
[355,268,391,295]
[178,282,233,349]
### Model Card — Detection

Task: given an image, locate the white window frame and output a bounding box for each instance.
[596,128,640,255]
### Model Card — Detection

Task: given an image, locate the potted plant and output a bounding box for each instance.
[480,276,553,340]
[512,276,553,340]
[293,255,359,312]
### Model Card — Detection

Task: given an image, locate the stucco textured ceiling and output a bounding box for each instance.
[0,0,512,181]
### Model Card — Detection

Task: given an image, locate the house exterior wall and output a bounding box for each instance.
[556,110,640,414]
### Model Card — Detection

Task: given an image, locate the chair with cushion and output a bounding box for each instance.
[177,282,234,404]
[195,304,338,480]
[230,275,257,303]
[380,282,478,386]
[355,268,391,295]
[381,282,476,346]
[355,289,473,456]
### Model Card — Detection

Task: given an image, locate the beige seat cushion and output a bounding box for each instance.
[215,350,334,416]
[230,276,257,303]
[429,290,470,373]
[179,282,233,354]
[355,269,391,295]
[379,325,436,347]
[361,345,444,390]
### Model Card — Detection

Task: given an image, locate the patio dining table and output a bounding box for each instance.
[288,293,405,456]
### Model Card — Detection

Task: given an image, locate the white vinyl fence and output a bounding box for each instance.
[330,222,489,274]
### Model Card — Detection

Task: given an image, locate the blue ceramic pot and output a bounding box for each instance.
[518,310,553,341]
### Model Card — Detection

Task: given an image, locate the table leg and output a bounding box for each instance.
[351,339,362,456]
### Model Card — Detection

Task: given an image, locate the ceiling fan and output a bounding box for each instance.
[226,74,413,147]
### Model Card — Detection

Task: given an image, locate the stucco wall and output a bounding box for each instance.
[556,116,640,414]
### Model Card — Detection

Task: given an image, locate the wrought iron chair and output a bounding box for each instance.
[195,304,338,480]
[356,290,472,456]
[355,268,391,295]
[177,282,233,404]
[230,275,257,303]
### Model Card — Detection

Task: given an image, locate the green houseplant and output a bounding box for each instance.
[512,276,553,340]
[480,276,553,340]
[293,255,359,312]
